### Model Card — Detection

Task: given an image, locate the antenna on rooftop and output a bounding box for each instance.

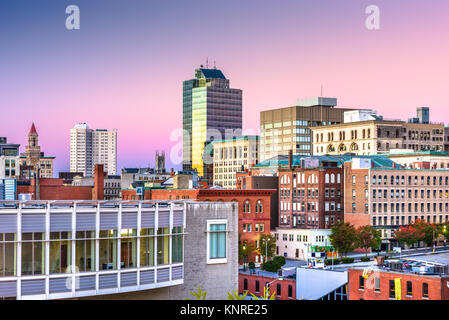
[206,57,209,68]
[214,60,217,69]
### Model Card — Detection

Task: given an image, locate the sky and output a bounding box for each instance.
[1,0,449,175]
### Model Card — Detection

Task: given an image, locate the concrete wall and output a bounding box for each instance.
[84,202,239,300]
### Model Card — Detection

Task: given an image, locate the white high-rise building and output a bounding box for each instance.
[70,123,117,176]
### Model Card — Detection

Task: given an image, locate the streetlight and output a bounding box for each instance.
[444,225,447,247]
[263,236,271,263]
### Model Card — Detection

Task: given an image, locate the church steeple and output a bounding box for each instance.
[26,122,41,168]
[29,122,37,134]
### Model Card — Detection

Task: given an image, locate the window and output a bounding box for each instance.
[389,280,395,298]
[99,230,117,270]
[120,229,137,269]
[288,285,293,298]
[157,227,170,265]
[243,278,248,291]
[207,220,227,264]
[140,228,154,267]
[359,276,365,289]
[22,232,45,275]
[172,226,183,263]
[374,277,380,292]
[276,283,281,297]
[0,233,16,277]
[406,281,412,296]
[50,232,71,273]
[74,231,95,272]
[422,283,429,298]
[255,280,260,293]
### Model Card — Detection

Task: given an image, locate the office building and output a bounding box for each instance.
[70,123,117,176]
[259,97,353,162]
[0,200,238,300]
[182,67,242,178]
[312,109,444,156]
[343,157,449,250]
[212,136,259,188]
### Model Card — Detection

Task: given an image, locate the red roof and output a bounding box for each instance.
[29,123,37,134]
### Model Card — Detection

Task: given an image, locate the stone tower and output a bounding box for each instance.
[155,150,165,173]
[26,123,41,170]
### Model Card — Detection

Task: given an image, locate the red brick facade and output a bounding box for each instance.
[278,167,344,229]
[348,268,449,300]
[239,273,296,300]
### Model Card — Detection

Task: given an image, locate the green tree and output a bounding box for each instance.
[394,225,424,247]
[258,234,276,262]
[238,234,256,265]
[357,225,381,256]
[413,219,437,246]
[329,222,358,257]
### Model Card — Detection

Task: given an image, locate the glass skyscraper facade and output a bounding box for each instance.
[183,68,242,178]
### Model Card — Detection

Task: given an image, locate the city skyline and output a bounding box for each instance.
[2,0,449,175]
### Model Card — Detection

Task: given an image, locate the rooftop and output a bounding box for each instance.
[198,68,226,80]
[254,154,398,169]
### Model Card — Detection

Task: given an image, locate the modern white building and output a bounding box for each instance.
[70,124,117,176]
[0,200,238,300]
[273,228,332,261]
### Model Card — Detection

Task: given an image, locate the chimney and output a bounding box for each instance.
[288,149,293,169]
[94,164,104,200]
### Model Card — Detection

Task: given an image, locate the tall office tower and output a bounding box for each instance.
[155,150,166,173]
[182,66,243,178]
[70,123,117,176]
[259,97,353,162]
[70,123,93,176]
[417,107,430,124]
[92,129,117,175]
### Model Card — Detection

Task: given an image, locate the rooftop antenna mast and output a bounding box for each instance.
[214,60,217,69]
[206,57,209,68]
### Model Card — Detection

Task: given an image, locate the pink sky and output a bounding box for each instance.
[1,0,449,174]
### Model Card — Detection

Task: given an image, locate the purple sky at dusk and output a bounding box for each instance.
[1,0,449,175]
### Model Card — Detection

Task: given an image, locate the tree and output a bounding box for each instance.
[357,225,381,256]
[329,222,358,257]
[394,225,425,247]
[258,234,276,262]
[413,219,437,246]
[227,290,248,300]
[238,234,256,264]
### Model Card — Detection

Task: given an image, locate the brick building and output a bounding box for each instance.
[278,152,344,229]
[343,156,449,250]
[239,272,296,300]
[348,254,449,300]
[16,164,105,200]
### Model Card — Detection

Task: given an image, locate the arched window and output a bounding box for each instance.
[338,144,347,152]
[337,174,341,184]
[331,174,335,183]
[327,144,335,153]
[256,200,263,213]
[325,174,330,183]
[350,143,359,151]
[244,200,251,213]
